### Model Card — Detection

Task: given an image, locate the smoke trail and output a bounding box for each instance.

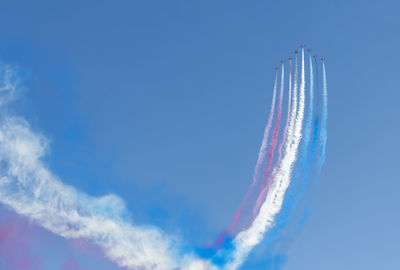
[293,53,316,192]
[302,54,313,161]
[0,67,217,270]
[0,118,180,270]
[0,50,327,270]
[225,49,306,269]
[267,53,316,244]
[318,62,328,170]
[288,53,315,201]
[213,71,280,246]
[252,71,279,184]
[252,63,285,218]
[277,59,326,239]
[281,53,314,206]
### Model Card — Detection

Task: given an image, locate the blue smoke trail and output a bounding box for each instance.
[288,54,319,206]
[282,58,328,231]
[266,53,315,235]
[253,55,326,267]
[316,62,328,176]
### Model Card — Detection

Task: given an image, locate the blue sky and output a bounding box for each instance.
[0,0,399,269]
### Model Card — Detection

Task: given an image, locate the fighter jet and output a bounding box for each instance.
[321,57,326,61]
[300,44,305,48]
[281,60,285,64]
[294,50,298,54]
[275,67,280,70]
[288,57,293,61]
[307,48,312,52]
[313,55,318,59]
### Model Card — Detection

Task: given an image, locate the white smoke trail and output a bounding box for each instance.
[226,49,306,269]
[0,67,217,270]
[0,52,322,270]
[310,55,314,105]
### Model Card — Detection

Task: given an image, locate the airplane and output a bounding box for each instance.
[288,57,293,61]
[313,55,318,58]
[281,60,285,63]
[300,44,305,48]
[294,50,298,54]
[275,67,280,70]
[307,48,312,52]
[321,57,326,61]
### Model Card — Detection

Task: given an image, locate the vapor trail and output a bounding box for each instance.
[226,71,279,237]
[251,58,293,222]
[288,53,314,197]
[225,49,306,269]
[318,62,328,169]
[252,63,285,218]
[0,48,328,270]
[0,67,216,270]
[274,53,316,232]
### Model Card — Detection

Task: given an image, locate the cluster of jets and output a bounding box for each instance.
[274,44,325,70]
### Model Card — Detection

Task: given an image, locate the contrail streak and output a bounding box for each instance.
[0,118,184,270]
[252,63,285,218]
[275,53,316,231]
[225,71,279,238]
[0,47,328,270]
[226,49,306,269]
[318,62,328,170]
[0,67,216,270]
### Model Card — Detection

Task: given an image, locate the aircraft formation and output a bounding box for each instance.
[275,44,326,70]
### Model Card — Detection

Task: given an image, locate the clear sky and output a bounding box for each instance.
[0,0,399,269]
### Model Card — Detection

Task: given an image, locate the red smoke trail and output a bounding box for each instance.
[228,71,279,232]
[207,71,279,248]
[0,214,43,270]
[252,62,286,218]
